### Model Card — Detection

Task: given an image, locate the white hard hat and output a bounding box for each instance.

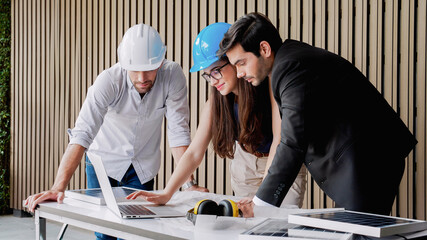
[117,24,166,71]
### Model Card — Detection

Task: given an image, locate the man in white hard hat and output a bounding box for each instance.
[25,24,206,238]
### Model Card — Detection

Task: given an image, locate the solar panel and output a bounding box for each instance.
[288,210,427,238]
[239,218,353,240]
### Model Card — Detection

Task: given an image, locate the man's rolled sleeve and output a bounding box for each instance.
[67,128,92,149]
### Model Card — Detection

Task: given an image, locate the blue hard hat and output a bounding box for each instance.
[190,22,232,73]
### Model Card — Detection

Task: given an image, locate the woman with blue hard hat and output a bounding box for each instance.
[127,22,307,207]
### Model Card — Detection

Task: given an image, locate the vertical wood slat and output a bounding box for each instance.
[16,0,21,208]
[416,0,427,221]
[104,0,110,70]
[152,0,158,31]
[92,0,98,92]
[354,0,368,74]
[21,0,26,203]
[290,0,302,40]
[314,0,326,49]
[51,0,58,193]
[327,0,339,54]
[10,0,16,208]
[117,1,123,54]
[60,0,67,190]
[137,0,143,24]
[46,0,52,198]
[130,0,136,27]
[40,0,46,192]
[21,0,26,205]
[236,0,246,19]
[278,0,290,41]
[341,0,352,62]
[86,0,92,93]
[67,0,73,185]
[111,1,117,67]
[144,0,150,27]
[34,0,40,196]
[302,0,312,45]
[398,0,414,219]
[369,0,382,89]
[29,0,35,197]
[53,0,59,191]
[55,0,61,190]
[9,0,426,220]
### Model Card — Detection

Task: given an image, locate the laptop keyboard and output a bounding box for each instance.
[118,204,156,216]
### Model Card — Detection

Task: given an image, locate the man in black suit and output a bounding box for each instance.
[218,12,417,215]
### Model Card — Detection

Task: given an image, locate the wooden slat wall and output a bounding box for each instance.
[10,0,426,220]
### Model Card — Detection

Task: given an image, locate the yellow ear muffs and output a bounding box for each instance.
[186,199,240,225]
[194,199,221,215]
[218,199,239,217]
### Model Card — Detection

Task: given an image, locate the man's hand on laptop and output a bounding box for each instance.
[126,190,172,205]
[24,189,65,212]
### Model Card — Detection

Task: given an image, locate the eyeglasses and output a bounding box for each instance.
[201,62,229,84]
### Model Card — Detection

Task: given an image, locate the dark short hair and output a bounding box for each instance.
[218,12,282,58]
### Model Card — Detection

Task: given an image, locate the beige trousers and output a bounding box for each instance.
[230,143,307,207]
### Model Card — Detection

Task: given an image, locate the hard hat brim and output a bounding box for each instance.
[122,59,163,72]
[189,58,218,73]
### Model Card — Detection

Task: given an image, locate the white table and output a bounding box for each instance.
[34,191,427,240]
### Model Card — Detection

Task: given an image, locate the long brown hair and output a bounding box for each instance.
[211,75,272,159]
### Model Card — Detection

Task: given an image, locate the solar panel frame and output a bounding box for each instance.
[239,218,353,240]
[288,210,427,238]
[288,226,352,240]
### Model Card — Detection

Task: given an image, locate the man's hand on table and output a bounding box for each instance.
[24,189,65,213]
[237,197,255,218]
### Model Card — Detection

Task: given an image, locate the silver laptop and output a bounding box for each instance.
[88,152,184,219]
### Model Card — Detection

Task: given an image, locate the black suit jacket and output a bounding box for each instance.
[256,39,417,214]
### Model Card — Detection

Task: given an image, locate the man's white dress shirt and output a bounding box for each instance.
[68,60,191,184]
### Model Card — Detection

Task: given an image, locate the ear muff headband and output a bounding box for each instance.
[218,199,239,217]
